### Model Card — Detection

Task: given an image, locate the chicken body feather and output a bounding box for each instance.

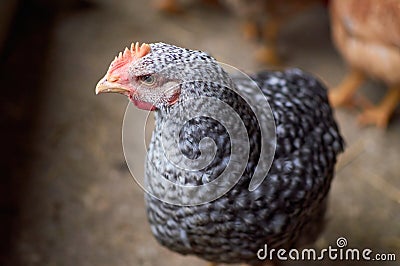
[145,68,343,264]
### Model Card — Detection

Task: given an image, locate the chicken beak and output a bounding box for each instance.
[95,76,130,95]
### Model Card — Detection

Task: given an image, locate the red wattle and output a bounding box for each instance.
[132,99,157,111]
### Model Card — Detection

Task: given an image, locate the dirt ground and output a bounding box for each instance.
[1,0,399,265]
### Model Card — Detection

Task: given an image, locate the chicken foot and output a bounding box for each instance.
[358,86,400,128]
[329,68,365,107]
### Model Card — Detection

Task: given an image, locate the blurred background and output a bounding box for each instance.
[0,0,399,265]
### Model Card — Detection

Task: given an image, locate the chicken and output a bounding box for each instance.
[155,0,326,65]
[221,0,267,40]
[154,0,219,14]
[224,0,328,65]
[95,42,344,265]
[329,0,400,128]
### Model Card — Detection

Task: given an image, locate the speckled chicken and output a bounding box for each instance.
[329,0,400,128]
[95,42,344,265]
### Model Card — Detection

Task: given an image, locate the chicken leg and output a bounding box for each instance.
[255,0,323,65]
[358,86,400,128]
[255,17,281,65]
[155,0,182,13]
[242,19,260,41]
[155,0,219,14]
[329,68,365,107]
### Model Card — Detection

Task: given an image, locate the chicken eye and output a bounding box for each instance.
[139,75,156,86]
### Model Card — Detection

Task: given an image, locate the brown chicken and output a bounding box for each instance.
[224,0,328,65]
[154,0,219,13]
[155,0,327,65]
[329,0,400,128]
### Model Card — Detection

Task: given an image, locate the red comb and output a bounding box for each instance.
[108,42,151,74]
